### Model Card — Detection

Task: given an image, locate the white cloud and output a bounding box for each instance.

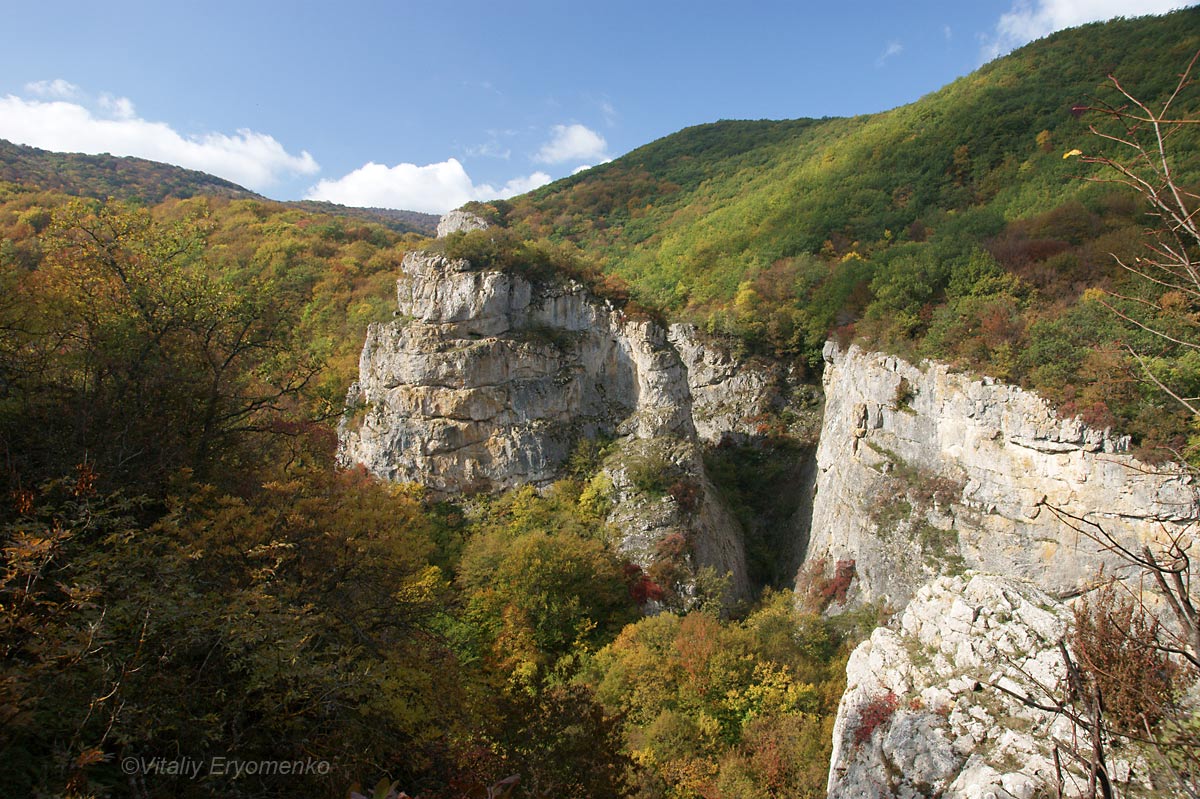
[571,160,612,175]
[0,91,319,192]
[534,123,609,164]
[24,79,80,99]
[984,0,1186,59]
[305,158,551,214]
[494,171,553,197]
[98,93,136,120]
[877,41,904,67]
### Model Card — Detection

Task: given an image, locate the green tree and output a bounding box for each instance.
[2,199,317,491]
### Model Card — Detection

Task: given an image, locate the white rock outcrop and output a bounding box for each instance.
[340,250,677,491]
[434,209,490,238]
[828,573,1119,799]
[803,343,1196,608]
[339,225,814,600]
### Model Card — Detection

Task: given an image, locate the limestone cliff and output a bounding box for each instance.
[338,224,1200,793]
[802,343,1196,609]
[340,248,679,491]
[826,573,1156,799]
[435,209,490,238]
[338,218,815,601]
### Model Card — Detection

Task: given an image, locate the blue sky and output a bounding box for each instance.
[0,0,1189,213]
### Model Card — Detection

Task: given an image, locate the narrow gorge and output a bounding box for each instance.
[339,213,821,603]
[9,11,1200,798]
[338,213,1197,796]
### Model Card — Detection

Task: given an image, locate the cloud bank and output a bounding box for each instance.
[2,83,604,213]
[0,84,318,192]
[311,122,614,213]
[306,158,551,214]
[984,0,1186,59]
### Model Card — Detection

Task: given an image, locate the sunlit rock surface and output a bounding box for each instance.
[827,573,1145,799]
[803,343,1196,608]
[339,214,816,601]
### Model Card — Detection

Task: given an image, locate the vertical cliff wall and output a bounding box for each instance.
[340,210,1198,617]
[332,213,1200,797]
[338,221,816,601]
[803,343,1197,609]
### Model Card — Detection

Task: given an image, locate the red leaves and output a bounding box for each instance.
[796,557,856,612]
[624,562,666,605]
[852,691,900,747]
[73,462,98,498]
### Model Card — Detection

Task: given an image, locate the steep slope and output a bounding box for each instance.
[826,573,1131,799]
[339,12,1200,605]
[802,343,1196,609]
[479,9,1200,452]
[498,10,1200,316]
[339,213,821,603]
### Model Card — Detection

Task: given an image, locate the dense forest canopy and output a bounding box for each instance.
[3,8,1200,799]
[0,185,864,798]
[0,139,258,204]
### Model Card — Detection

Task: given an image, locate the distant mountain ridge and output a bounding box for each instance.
[0,139,439,236]
[0,138,258,202]
[287,200,438,236]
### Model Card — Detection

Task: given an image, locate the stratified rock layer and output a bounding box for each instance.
[804,343,1196,608]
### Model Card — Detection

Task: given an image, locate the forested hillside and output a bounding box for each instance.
[0,139,258,204]
[2,9,1200,799]
[0,139,439,235]
[288,200,439,236]
[474,9,1200,457]
[0,185,862,798]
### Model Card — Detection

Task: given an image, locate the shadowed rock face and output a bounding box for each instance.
[803,343,1197,609]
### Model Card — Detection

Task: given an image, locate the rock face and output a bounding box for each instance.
[339,224,815,600]
[339,226,1200,792]
[434,209,490,238]
[827,573,1100,799]
[339,250,811,491]
[340,249,676,490]
[803,343,1196,608]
